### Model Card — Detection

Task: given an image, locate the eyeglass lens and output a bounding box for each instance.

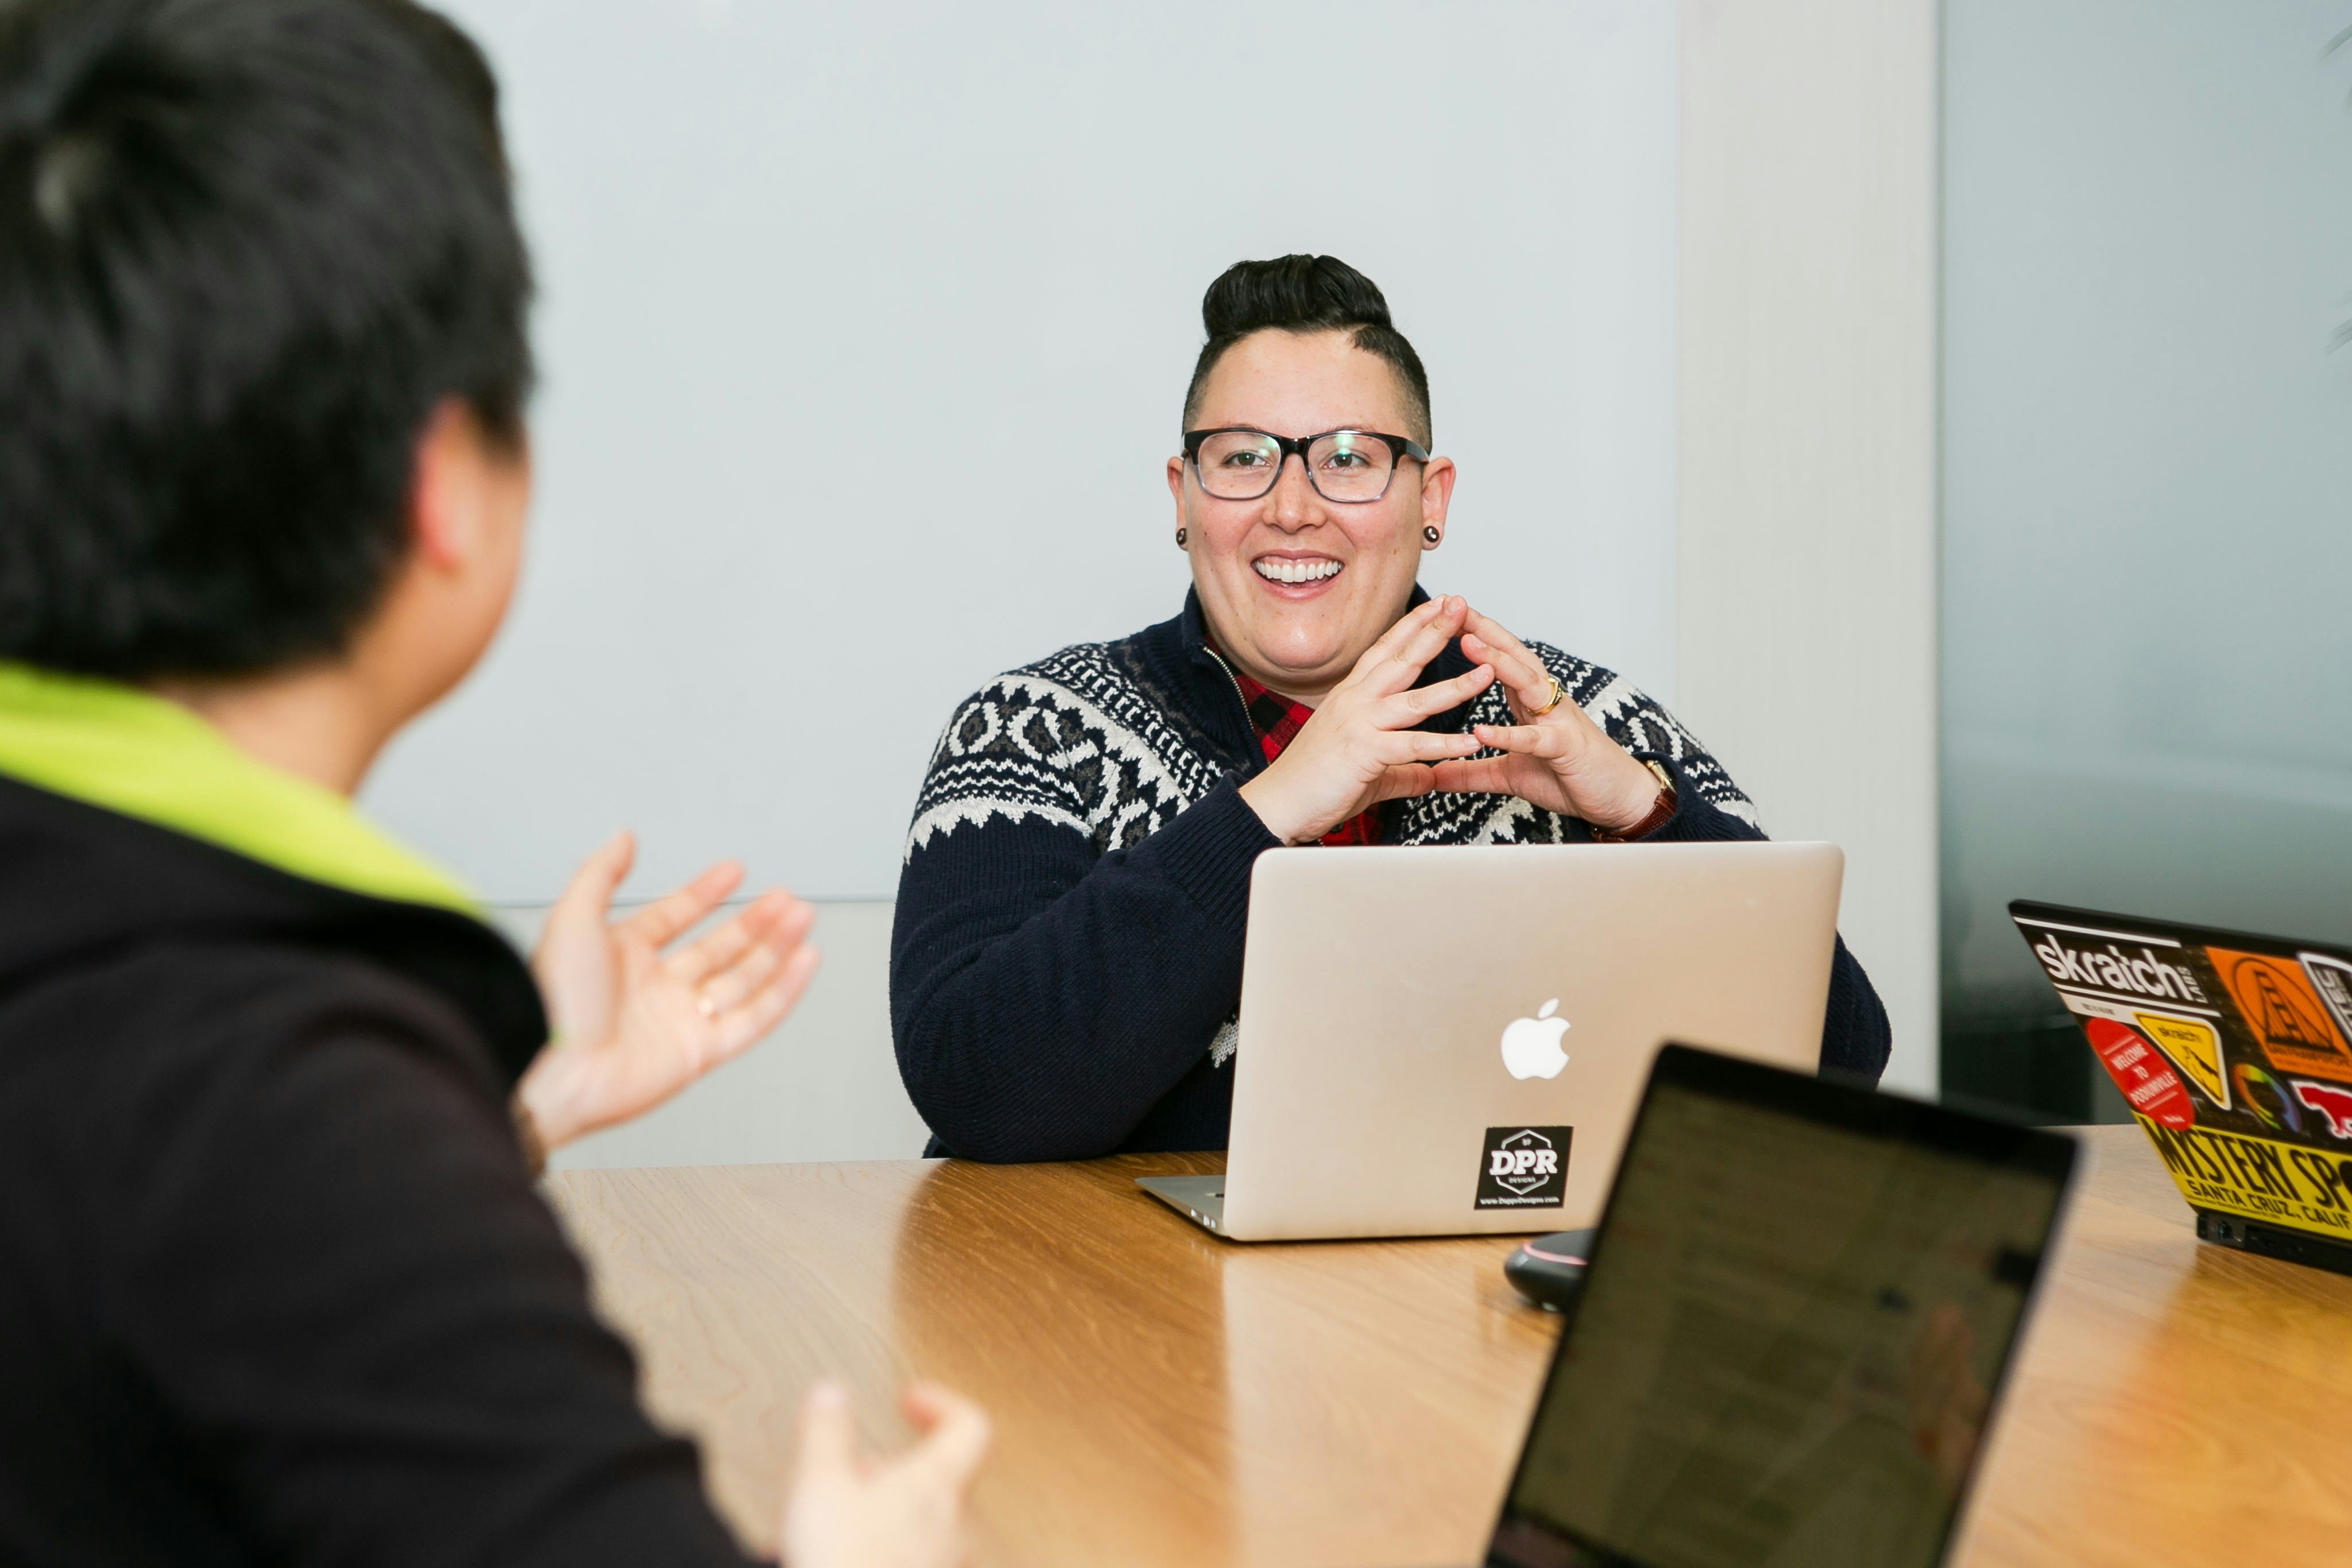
[1194,431,1398,502]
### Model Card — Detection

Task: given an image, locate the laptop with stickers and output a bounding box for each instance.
[1476,1044,2075,1568]
[1136,841,1844,1241]
[2009,900,2352,1276]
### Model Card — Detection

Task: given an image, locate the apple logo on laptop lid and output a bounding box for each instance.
[1501,1000,1570,1080]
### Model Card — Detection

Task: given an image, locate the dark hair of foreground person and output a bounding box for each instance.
[0,4,984,1563]
[0,0,530,678]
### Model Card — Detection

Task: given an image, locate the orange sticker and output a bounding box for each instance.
[2208,947,2352,1085]
[2084,1017,2194,1128]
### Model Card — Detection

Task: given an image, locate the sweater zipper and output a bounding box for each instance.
[1201,644,1254,758]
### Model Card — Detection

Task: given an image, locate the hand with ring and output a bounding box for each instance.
[516,830,820,1152]
[1430,607,1667,834]
[1235,595,1494,845]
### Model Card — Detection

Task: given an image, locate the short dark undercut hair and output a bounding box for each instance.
[1181,254,1431,446]
[0,0,533,681]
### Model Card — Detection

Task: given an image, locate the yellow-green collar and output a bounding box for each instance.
[0,662,475,915]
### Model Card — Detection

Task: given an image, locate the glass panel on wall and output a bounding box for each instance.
[1942,0,2352,1121]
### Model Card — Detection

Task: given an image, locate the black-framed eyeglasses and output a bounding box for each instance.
[1182,427,1430,504]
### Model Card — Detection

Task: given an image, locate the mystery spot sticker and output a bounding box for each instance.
[1477,1126,1571,1209]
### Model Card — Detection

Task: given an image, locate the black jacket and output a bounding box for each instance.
[892,590,1893,1162]
[0,771,751,1567]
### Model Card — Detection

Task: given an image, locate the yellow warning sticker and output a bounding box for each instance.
[2133,1011,2230,1110]
[2136,1115,2352,1242]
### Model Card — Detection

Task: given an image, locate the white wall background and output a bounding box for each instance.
[372,0,1681,902]
[381,1,1684,1164]
[1674,0,1941,1097]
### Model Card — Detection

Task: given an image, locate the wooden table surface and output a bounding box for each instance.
[546,1126,2352,1567]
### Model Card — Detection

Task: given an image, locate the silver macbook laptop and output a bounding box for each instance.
[1138,841,1845,1241]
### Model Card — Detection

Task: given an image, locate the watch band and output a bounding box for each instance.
[1589,759,1677,844]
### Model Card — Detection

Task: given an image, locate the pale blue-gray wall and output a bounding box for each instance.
[1941,0,2352,1112]
[390,0,1682,1164]
[365,0,1681,906]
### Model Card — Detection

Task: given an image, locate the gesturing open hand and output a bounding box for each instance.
[516,831,819,1152]
[1234,595,1492,845]
[1429,609,1664,834]
[780,1381,991,1568]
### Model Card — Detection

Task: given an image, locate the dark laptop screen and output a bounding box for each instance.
[1492,1050,2072,1568]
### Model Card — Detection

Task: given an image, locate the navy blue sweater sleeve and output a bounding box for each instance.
[1635,752,1892,1081]
[891,776,1279,1162]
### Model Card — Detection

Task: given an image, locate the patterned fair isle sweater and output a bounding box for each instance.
[890,589,1890,1161]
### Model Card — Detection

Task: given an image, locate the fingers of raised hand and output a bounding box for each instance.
[1472,721,1573,759]
[792,1380,861,1478]
[1352,595,1465,695]
[664,900,763,989]
[1460,631,1556,719]
[1357,595,1444,665]
[669,890,811,987]
[1428,755,1519,795]
[1317,713,1476,783]
[620,859,746,948]
[1392,594,1469,668]
[681,927,779,1013]
[709,943,821,1062]
[530,833,637,1005]
[1360,727,1480,769]
[551,830,635,922]
[1396,661,1495,719]
[901,1383,992,1489]
[1456,607,1541,673]
[1462,607,1539,664]
[1369,764,1440,803]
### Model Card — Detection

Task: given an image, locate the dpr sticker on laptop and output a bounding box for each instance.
[1476,1126,1571,1209]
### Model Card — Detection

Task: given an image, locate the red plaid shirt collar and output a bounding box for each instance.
[1213,646,1380,847]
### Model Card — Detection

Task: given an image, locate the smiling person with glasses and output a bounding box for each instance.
[891,254,1890,1163]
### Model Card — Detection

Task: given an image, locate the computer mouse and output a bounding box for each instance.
[1503,1228,1595,1313]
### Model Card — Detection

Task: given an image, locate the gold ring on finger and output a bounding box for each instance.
[1527,676,1566,717]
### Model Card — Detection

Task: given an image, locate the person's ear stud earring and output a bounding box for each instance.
[1175,528,1188,548]
[1422,525,1441,546]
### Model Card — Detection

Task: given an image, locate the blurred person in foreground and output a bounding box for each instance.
[892,255,1891,1161]
[0,2,983,1563]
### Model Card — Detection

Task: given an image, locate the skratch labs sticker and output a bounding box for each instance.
[2014,904,2352,1247]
